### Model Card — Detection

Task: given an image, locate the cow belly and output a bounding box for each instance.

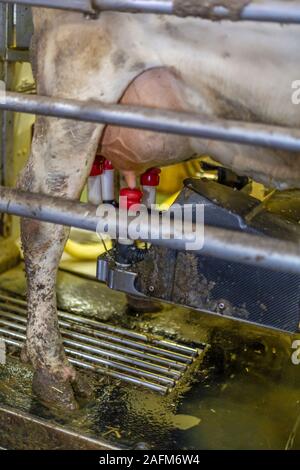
[99,68,195,176]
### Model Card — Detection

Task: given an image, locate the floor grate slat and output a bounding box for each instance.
[0,292,204,394]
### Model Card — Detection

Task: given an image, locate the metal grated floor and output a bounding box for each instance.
[0,293,203,394]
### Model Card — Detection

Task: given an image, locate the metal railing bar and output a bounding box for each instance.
[0,186,300,275]
[1,92,300,153]
[2,1,300,24]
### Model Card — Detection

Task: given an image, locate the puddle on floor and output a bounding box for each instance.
[0,263,299,450]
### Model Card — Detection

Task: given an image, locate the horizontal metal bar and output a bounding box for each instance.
[6,48,30,63]
[240,1,300,23]
[0,318,178,380]
[62,323,193,362]
[1,337,22,348]
[2,0,300,24]
[0,403,119,450]
[94,0,173,15]
[1,186,300,275]
[0,313,184,373]
[0,292,198,355]
[0,291,202,393]
[1,333,168,393]
[0,301,193,363]
[66,355,169,393]
[1,92,300,153]
[0,309,185,375]
[94,0,300,23]
[65,337,185,372]
[63,326,191,365]
[1,0,94,13]
[0,314,176,385]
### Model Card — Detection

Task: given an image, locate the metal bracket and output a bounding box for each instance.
[97,255,146,297]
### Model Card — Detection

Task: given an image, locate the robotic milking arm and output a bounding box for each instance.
[93,155,300,335]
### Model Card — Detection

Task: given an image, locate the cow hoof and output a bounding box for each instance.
[32,368,79,411]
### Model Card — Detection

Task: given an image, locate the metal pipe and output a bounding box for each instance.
[0,292,198,355]
[64,348,175,386]
[93,0,173,14]
[94,0,300,23]
[0,293,200,393]
[63,335,186,369]
[0,330,169,393]
[65,355,169,393]
[0,315,176,385]
[63,324,192,361]
[2,0,94,13]
[1,186,300,275]
[1,92,300,153]
[2,0,300,24]
[0,318,181,377]
[0,308,188,369]
[0,305,185,372]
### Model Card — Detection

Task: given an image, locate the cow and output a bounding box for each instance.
[17,7,300,409]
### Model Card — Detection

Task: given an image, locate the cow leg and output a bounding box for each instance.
[19,14,154,408]
[18,117,102,410]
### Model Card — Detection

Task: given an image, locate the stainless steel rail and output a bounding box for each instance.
[0,293,201,393]
[1,92,300,153]
[0,186,300,275]
[2,0,300,24]
[2,0,94,13]
[0,292,198,354]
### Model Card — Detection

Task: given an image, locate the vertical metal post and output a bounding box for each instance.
[0,3,7,237]
[0,4,14,236]
[0,5,33,238]
[15,4,33,50]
